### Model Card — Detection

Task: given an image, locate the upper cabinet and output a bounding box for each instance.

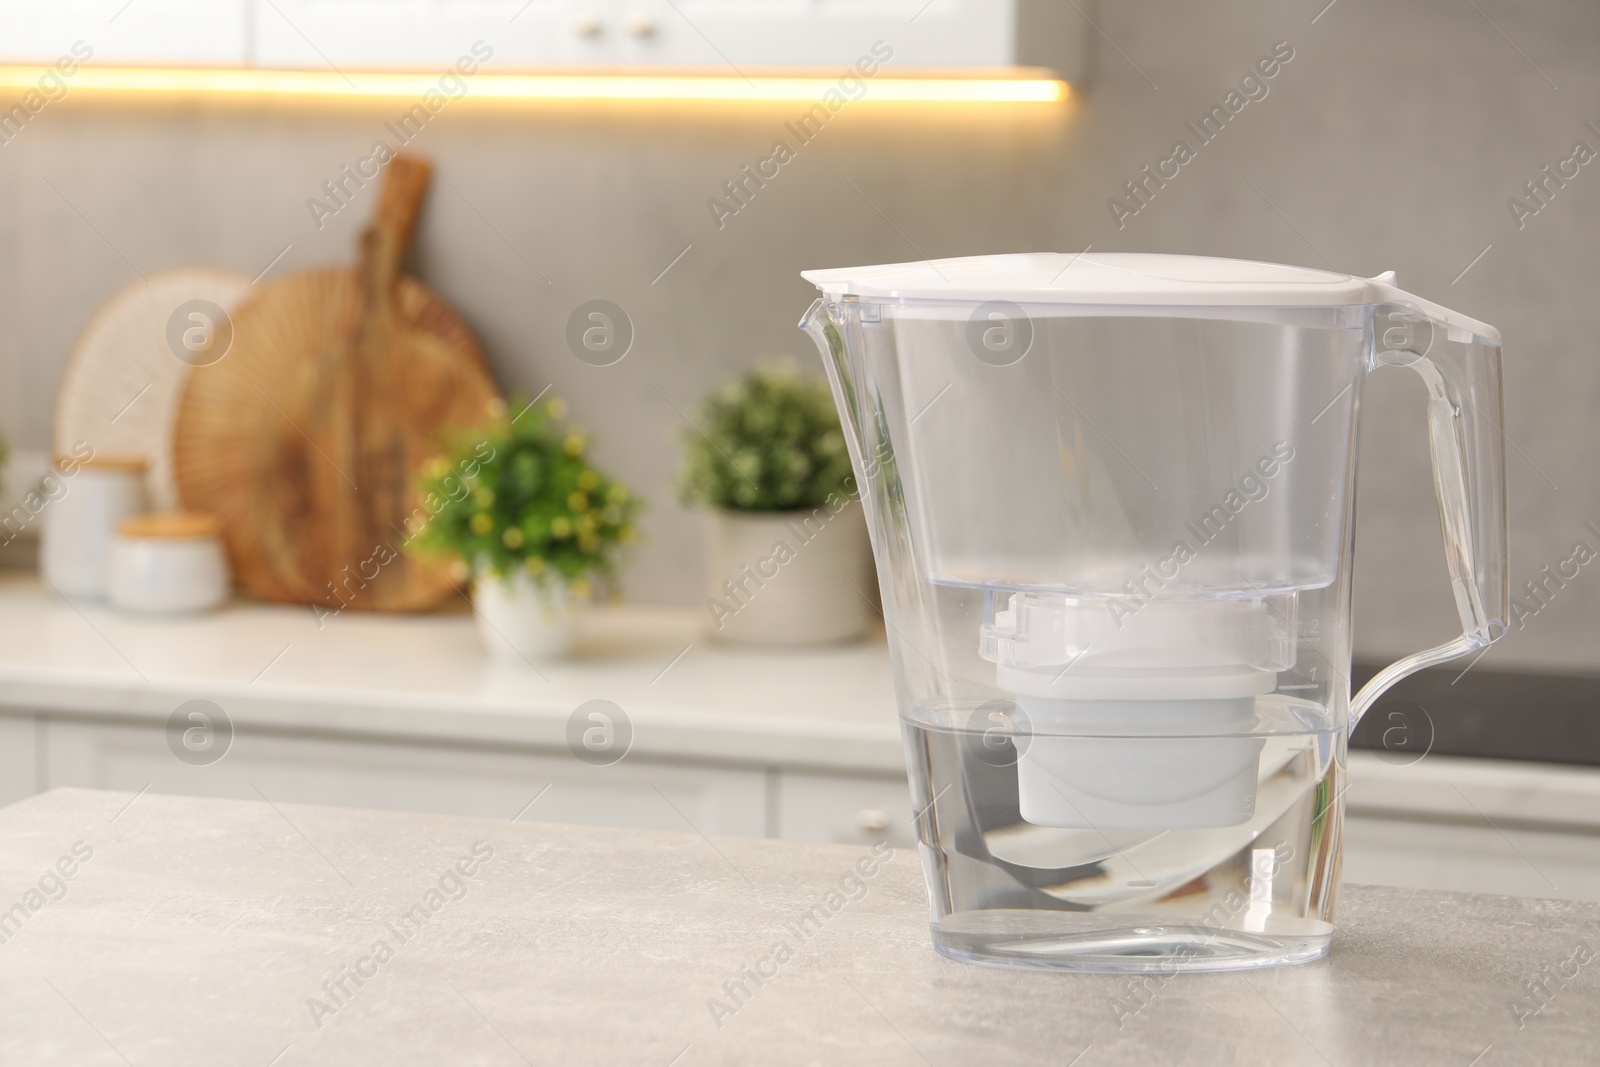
[0,1,246,65]
[251,0,609,69]
[0,0,1087,78]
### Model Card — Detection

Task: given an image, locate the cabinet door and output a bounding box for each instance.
[41,717,766,837]
[1343,814,1600,904]
[0,1,246,64]
[611,0,1011,69]
[776,769,916,849]
[251,0,613,69]
[0,713,38,808]
[0,1,1055,71]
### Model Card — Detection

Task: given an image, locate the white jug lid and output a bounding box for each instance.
[804,252,1379,308]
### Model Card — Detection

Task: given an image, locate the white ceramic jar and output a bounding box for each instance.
[106,512,230,613]
[39,457,149,599]
[472,568,579,661]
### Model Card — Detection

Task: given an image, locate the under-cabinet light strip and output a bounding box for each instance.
[0,66,1068,104]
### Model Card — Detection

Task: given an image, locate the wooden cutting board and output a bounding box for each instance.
[173,154,501,612]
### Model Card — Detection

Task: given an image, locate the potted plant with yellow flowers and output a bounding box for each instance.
[409,396,640,661]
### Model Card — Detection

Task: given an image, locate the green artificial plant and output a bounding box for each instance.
[407,396,640,598]
[677,364,852,512]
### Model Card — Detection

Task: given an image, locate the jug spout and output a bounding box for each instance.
[798,297,832,366]
[799,296,846,361]
[799,298,868,465]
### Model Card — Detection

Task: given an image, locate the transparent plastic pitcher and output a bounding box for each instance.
[800,253,1508,972]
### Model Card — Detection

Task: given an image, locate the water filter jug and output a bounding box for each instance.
[801,253,1508,970]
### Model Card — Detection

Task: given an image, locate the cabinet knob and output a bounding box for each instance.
[624,12,658,38]
[572,14,604,38]
[856,808,892,834]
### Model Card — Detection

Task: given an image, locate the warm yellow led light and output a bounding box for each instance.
[0,66,1067,105]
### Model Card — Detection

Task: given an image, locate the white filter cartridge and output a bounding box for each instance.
[981,593,1289,829]
[1013,697,1265,829]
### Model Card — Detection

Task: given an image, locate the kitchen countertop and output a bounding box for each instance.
[1,788,1596,1066]
[0,575,904,774]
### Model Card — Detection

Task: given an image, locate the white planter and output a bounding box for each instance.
[702,500,876,645]
[471,568,579,662]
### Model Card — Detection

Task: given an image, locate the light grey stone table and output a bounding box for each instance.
[0,789,1596,1066]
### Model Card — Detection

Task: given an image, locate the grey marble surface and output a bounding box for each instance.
[0,789,1596,1066]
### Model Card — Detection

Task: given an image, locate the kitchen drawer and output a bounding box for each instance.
[0,712,38,807]
[1343,813,1600,904]
[39,717,766,837]
[776,769,915,849]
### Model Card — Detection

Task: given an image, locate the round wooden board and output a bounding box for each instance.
[172,268,500,612]
[54,268,252,509]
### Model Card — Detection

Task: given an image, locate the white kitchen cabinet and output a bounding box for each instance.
[39,716,768,837]
[775,769,917,849]
[1343,814,1600,905]
[0,0,245,65]
[608,0,1009,69]
[0,712,38,807]
[1342,752,1600,904]
[10,708,1600,904]
[0,0,1086,76]
[256,0,1085,72]
[19,709,924,848]
[251,0,611,70]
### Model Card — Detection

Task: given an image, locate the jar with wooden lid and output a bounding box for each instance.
[107,512,230,613]
[39,455,148,598]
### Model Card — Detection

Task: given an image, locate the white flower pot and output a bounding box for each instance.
[702,500,876,645]
[472,568,579,661]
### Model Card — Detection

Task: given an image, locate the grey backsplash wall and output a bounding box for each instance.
[1,0,1596,672]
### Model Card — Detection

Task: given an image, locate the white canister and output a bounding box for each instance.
[107,512,230,613]
[39,457,149,599]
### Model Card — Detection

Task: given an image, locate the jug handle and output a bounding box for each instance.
[1350,282,1510,725]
